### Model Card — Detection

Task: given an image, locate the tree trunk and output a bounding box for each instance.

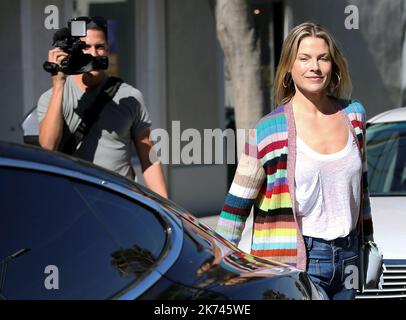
[215,0,263,130]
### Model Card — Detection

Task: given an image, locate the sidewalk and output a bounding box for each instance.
[199,215,219,229]
[198,212,253,254]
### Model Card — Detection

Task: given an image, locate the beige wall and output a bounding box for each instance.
[0,0,73,143]
[166,0,227,215]
[0,0,23,142]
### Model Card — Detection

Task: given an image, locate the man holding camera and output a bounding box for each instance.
[37,16,168,198]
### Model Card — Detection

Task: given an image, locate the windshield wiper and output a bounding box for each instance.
[0,248,31,300]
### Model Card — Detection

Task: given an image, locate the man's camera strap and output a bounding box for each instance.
[60,76,123,155]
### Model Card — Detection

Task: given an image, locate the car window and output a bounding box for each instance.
[0,167,166,299]
[366,122,406,195]
[71,181,167,278]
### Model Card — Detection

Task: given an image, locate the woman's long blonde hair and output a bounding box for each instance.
[273,22,352,105]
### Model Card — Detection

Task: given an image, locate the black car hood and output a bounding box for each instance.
[154,204,317,299]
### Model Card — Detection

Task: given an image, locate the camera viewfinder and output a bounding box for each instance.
[70,20,87,37]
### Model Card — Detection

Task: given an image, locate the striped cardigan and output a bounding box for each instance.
[216,99,374,270]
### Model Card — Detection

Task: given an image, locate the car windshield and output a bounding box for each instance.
[366,121,406,196]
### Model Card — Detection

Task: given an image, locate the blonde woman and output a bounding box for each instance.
[216,22,374,300]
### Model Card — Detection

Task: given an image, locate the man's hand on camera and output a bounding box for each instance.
[48,48,68,84]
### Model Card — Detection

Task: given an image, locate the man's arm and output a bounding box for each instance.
[133,128,168,199]
[39,48,68,151]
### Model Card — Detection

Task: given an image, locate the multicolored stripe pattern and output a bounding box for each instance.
[216,100,373,269]
[342,100,373,235]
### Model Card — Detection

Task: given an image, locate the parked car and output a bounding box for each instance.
[356,107,406,299]
[0,141,325,300]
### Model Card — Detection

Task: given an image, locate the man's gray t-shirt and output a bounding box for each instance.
[37,76,151,179]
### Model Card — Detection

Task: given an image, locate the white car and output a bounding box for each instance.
[357,107,406,299]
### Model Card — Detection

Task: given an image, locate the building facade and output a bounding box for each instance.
[2,0,405,215]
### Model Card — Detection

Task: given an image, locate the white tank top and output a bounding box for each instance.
[294,129,362,240]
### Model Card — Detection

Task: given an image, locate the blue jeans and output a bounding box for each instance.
[304,230,360,300]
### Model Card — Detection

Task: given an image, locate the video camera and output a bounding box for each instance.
[43,17,108,75]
